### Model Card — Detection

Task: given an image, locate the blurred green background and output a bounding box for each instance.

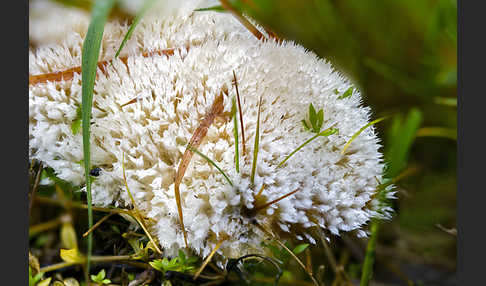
[230,0,457,285]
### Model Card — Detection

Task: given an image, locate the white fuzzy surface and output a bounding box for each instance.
[29,0,388,259]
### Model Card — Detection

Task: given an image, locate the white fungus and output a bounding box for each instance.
[29,0,391,259]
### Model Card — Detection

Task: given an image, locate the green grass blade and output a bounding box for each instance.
[433,96,457,107]
[416,127,456,140]
[114,0,157,58]
[232,97,239,173]
[81,0,117,272]
[195,5,225,12]
[250,97,263,184]
[385,108,422,178]
[360,108,422,286]
[187,146,233,187]
[278,126,338,168]
[341,116,389,155]
[360,221,379,286]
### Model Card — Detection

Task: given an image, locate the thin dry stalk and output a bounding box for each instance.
[253,184,266,201]
[253,188,300,213]
[257,224,320,286]
[174,92,225,248]
[219,0,265,41]
[194,238,226,280]
[82,213,114,237]
[122,153,163,254]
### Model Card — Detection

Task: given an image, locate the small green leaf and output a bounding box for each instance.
[71,106,82,134]
[338,87,353,99]
[308,103,317,126]
[302,119,311,131]
[178,249,186,263]
[187,256,199,264]
[292,244,309,254]
[316,109,324,131]
[161,257,170,269]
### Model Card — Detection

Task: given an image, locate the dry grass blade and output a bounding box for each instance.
[194,238,226,280]
[82,213,113,237]
[122,153,162,254]
[29,48,176,85]
[233,70,246,155]
[174,92,225,248]
[257,224,320,286]
[219,0,265,41]
[253,184,266,201]
[253,188,300,213]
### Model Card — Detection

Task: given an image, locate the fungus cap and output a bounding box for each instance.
[29,0,390,259]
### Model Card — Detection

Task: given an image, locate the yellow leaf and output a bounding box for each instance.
[60,248,84,264]
[61,222,78,250]
[37,277,52,286]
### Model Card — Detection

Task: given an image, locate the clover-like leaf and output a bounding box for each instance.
[292,243,309,255]
[338,87,354,99]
